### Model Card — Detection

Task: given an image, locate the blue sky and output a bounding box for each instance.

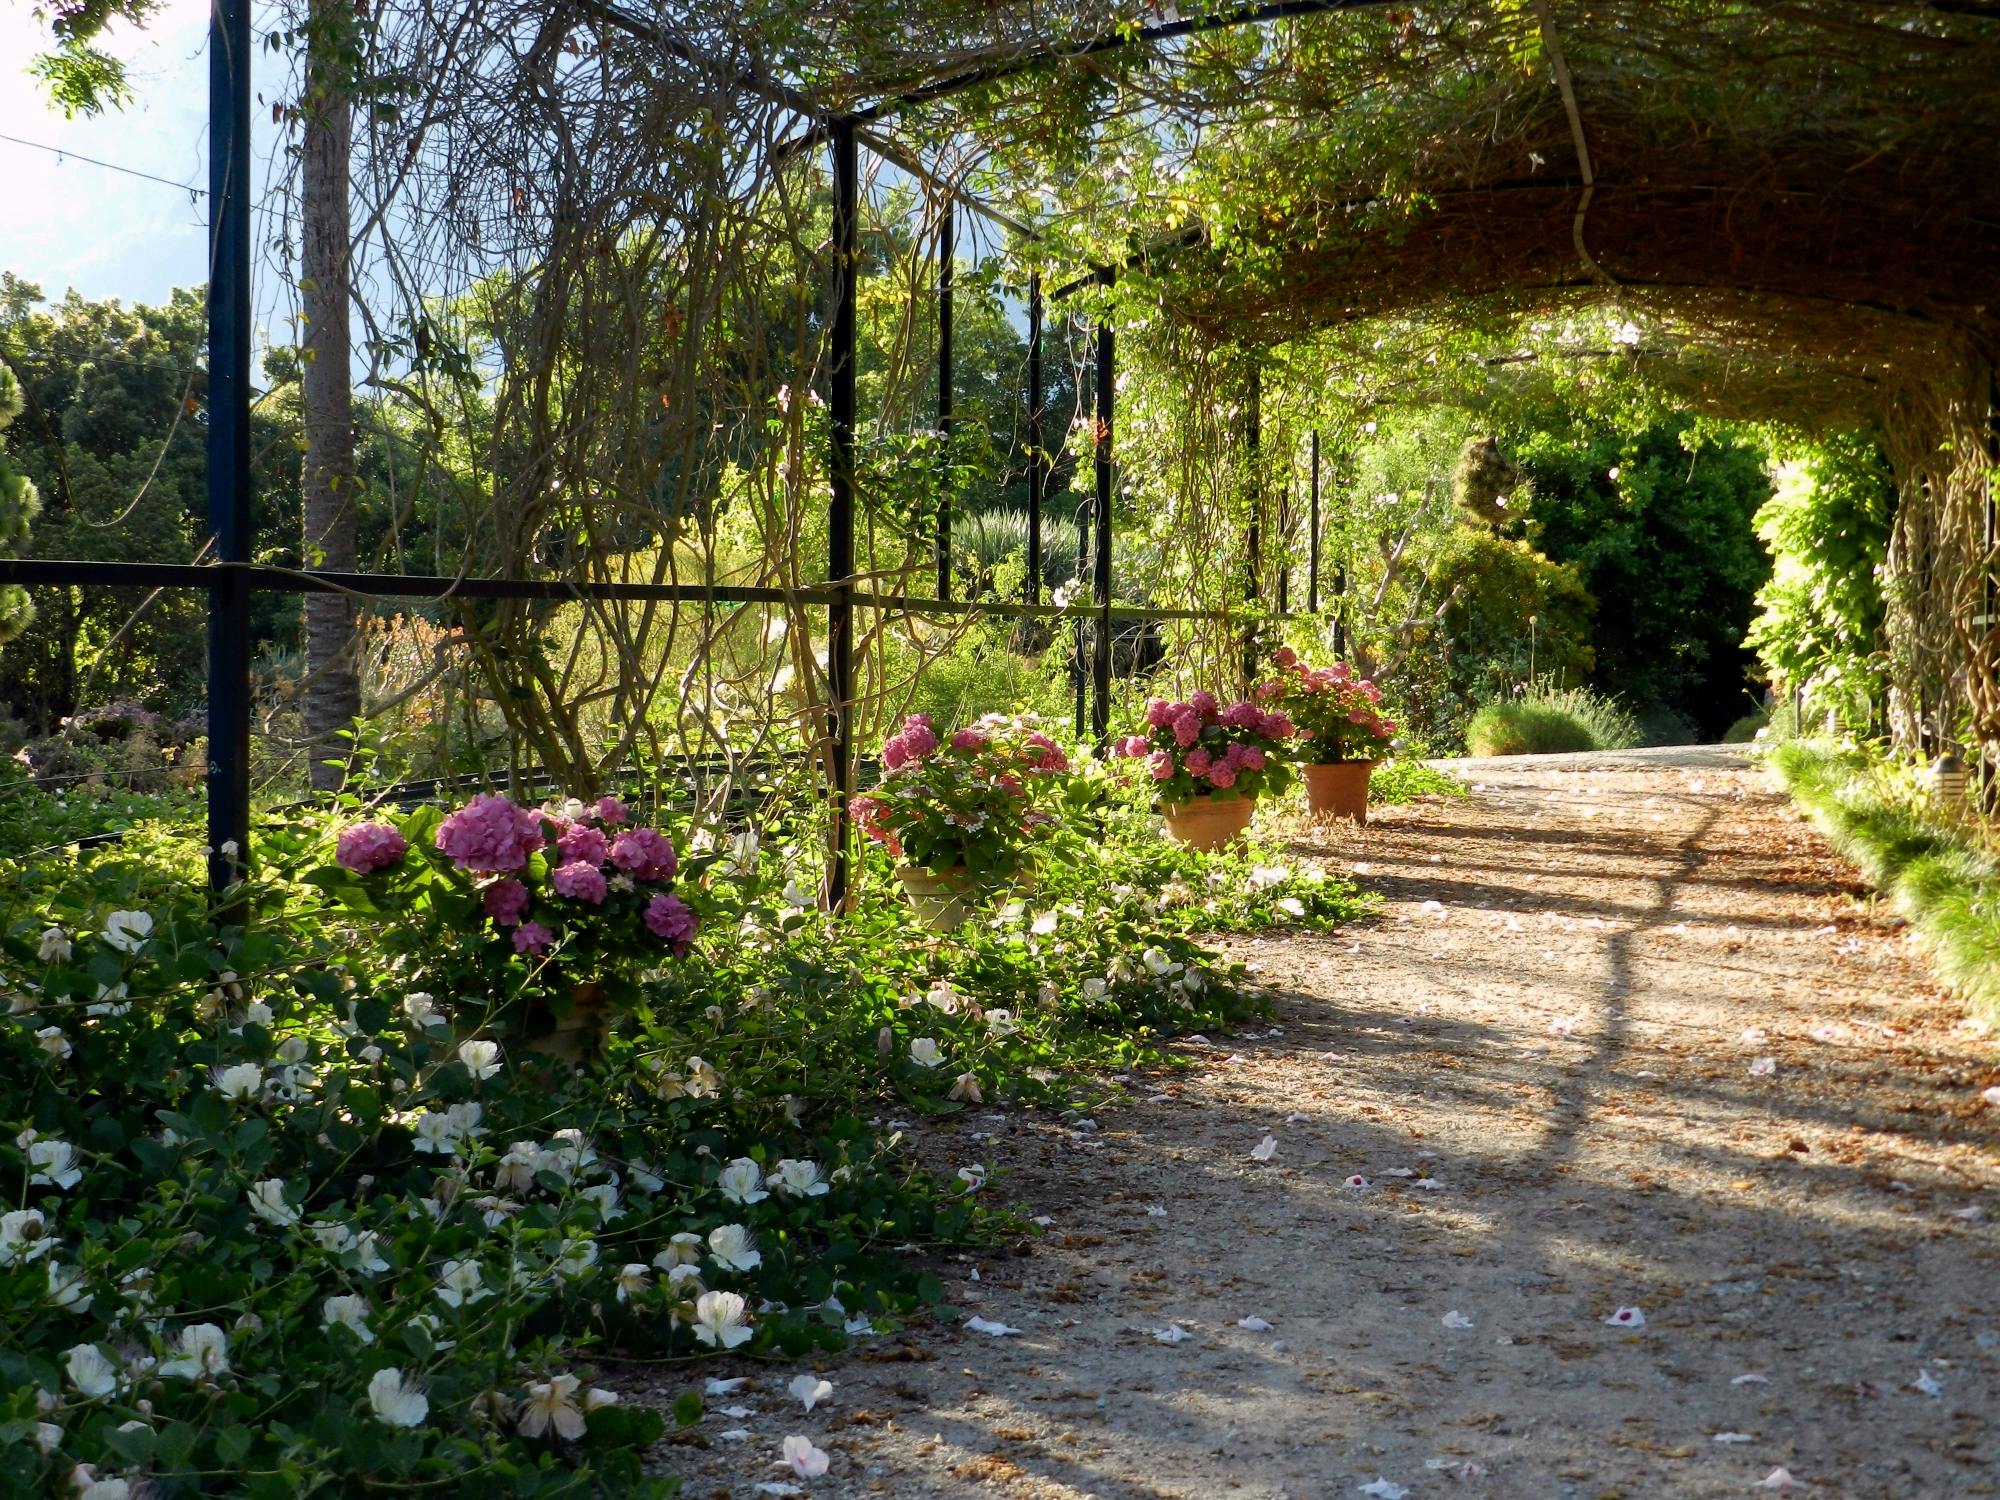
[0,0,283,317]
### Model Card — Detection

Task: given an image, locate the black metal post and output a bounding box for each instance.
[1025,273,1043,607]
[826,119,859,909]
[935,200,953,601]
[206,0,253,896]
[1092,291,1114,745]
[1308,429,1322,613]
[1276,483,1290,615]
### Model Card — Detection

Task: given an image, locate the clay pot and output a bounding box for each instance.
[1160,793,1257,851]
[896,864,978,932]
[1301,760,1377,822]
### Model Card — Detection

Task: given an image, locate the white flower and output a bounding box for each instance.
[717,1157,769,1205]
[683,1056,723,1099]
[1141,947,1182,978]
[47,1262,91,1312]
[33,1421,60,1454]
[692,1289,754,1349]
[908,1038,946,1069]
[0,1208,55,1265]
[65,1343,118,1398]
[212,1062,262,1102]
[403,993,444,1029]
[368,1367,429,1427]
[35,1026,70,1060]
[158,1322,231,1380]
[246,1179,300,1228]
[28,1139,82,1190]
[1081,977,1108,1000]
[725,830,760,875]
[1276,897,1307,918]
[323,1295,375,1342]
[410,1111,460,1156]
[789,1373,833,1412]
[457,1040,503,1081]
[708,1224,762,1272]
[949,1072,983,1103]
[101,911,154,954]
[985,1009,1018,1037]
[518,1372,589,1440]
[436,1258,490,1307]
[615,1263,651,1302]
[925,980,964,1012]
[653,1231,705,1270]
[1247,864,1290,890]
[87,983,130,1017]
[38,927,71,962]
[77,1476,130,1500]
[779,1434,830,1479]
[770,1159,829,1198]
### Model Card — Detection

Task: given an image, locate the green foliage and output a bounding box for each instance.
[1465,684,1640,756]
[0,360,41,645]
[1507,409,1773,739]
[1769,741,2000,1024]
[1420,527,1595,715]
[1743,435,1894,732]
[1366,759,1468,804]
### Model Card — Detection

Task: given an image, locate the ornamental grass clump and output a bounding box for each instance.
[1262,647,1397,764]
[848,713,1071,881]
[1114,690,1296,802]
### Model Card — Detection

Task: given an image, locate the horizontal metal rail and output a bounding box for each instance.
[0,558,1259,624]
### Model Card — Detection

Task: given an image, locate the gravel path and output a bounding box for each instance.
[652,749,2000,1500]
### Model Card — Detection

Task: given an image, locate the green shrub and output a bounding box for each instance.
[1368,760,1470,804]
[1465,701,1596,756]
[1769,740,2000,1025]
[1528,685,1643,750]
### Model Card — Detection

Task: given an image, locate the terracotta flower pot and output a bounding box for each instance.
[1161,793,1257,851]
[1301,760,1377,822]
[896,864,978,932]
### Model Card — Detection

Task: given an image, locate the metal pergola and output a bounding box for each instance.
[0,0,1373,902]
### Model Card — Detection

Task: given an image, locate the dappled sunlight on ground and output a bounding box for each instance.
[646,748,1999,1500]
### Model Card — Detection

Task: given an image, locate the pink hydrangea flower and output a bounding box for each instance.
[644,893,699,955]
[1024,733,1068,772]
[1271,646,1298,668]
[1241,746,1267,770]
[1172,711,1202,747]
[608,828,677,881]
[557,824,609,867]
[552,860,608,905]
[595,795,630,825]
[1220,742,1250,768]
[881,733,912,772]
[482,878,531,926]
[950,728,987,752]
[336,821,408,874]
[1117,734,1151,758]
[1186,747,1213,776]
[1145,699,1178,729]
[900,717,939,761]
[1221,700,1261,729]
[1208,766,1238,789]
[1260,711,1295,739]
[1188,690,1219,717]
[1147,750,1175,780]
[435,794,545,874]
[512,921,554,955]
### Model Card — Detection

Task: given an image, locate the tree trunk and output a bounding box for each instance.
[300,1,359,791]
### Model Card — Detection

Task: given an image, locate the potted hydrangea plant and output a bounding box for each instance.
[1264,647,1397,821]
[1114,690,1295,850]
[848,712,1070,930]
[320,791,700,1056]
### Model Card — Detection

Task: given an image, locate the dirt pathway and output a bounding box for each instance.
[654,749,2000,1500]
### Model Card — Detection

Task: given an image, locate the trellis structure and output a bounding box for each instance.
[5,0,1998,891]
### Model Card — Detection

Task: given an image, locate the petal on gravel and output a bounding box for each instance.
[1913,1369,1943,1397]
[1237,1316,1274,1332]
[1251,1135,1279,1162]
[1358,1481,1409,1500]
[706,1378,749,1395]
[1753,1469,1805,1492]
[1603,1306,1647,1328]
[789,1375,833,1412]
[1154,1324,1194,1344]
[1441,1311,1475,1329]
[1344,1174,1370,1189]
[1713,1432,1754,1443]
[1731,1373,1770,1385]
[964,1316,1021,1337]
[1749,1057,1777,1077]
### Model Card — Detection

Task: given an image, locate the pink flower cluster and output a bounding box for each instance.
[1266,649,1397,761]
[881,714,942,773]
[644,892,698,955]
[434,793,546,873]
[1119,690,1295,798]
[335,821,408,874]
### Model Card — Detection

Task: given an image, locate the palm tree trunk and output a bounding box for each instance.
[300,0,358,791]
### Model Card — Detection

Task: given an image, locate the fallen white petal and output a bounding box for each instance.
[1731,1372,1770,1386]
[1713,1432,1754,1443]
[964,1316,1021,1337]
[1603,1306,1646,1328]
[1441,1311,1475,1329]
[789,1374,833,1413]
[706,1378,749,1395]
[1154,1324,1194,1345]
[1748,1057,1777,1077]
[1358,1480,1409,1500]
[719,1428,752,1442]
[1913,1369,1943,1398]
[1250,1135,1279,1162]
[1237,1316,1273,1332]
[1752,1469,1805,1493]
